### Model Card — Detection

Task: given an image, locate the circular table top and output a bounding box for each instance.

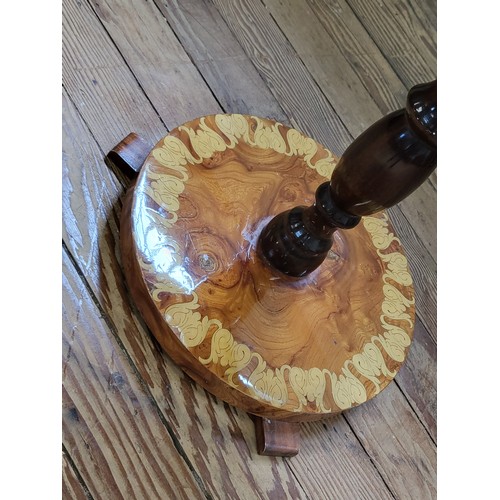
[125,114,415,421]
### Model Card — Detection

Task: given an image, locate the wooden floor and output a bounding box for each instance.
[62,0,436,498]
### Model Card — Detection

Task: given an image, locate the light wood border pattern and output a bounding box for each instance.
[120,114,415,421]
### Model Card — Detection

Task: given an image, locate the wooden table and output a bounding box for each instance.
[63,0,436,497]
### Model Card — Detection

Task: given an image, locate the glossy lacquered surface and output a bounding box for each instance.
[330,80,437,216]
[258,81,437,277]
[120,114,416,421]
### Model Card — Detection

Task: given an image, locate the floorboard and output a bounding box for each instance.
[345,0,436,87]
[396,319,437,442]
[62,0,437,496]
[62,450,92,500]
[62,0,167,149]
[304,0,408,112]
[153,0,290,123]
[210,0,354,153]
[63,249,207,499]
[345,383,437,499]
[88,0,222,127]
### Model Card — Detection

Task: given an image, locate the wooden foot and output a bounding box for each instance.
[106,132,152,178]
[254,417,300,457]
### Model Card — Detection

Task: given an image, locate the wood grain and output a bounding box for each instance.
[398,182,436,262]
[106,132,153,178]
[396,318,437,442]
[62,452,90,500]
[121,114,415,420]
[62,0,436,494]
[85,0,435,336]
[88,0,221,128]
[152,0,289,123]
[62,69,405,500]
[406,0,437,45]
[254,418,300,456]
[210,0,436,294]
[62,90,124,289]
[263,0,391,131]
[345,0,436,88]
[63,249,207,499]
[62,0,166,150]
[386,207,436,341]
[209,0,353,154]
[63,85,307,499]
[262,0,437,263]
[299,0,408,112]
[346,382,437,499]
[277,0,437,262]
[296,416,394,499]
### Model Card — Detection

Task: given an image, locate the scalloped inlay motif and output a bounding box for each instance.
[132,114,414,414]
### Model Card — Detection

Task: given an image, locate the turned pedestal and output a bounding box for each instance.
[108,81,436,457]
